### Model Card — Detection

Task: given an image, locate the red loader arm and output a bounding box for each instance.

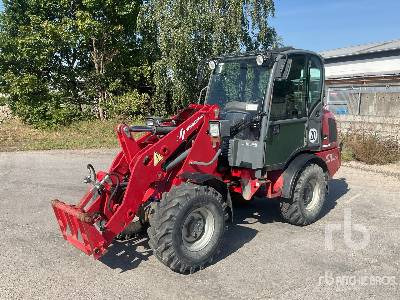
[51,104,221,258]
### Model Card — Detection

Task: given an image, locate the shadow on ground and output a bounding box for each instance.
[99,235,152,273]
[321,177,349,218]
[100,177,349,272]
[100,224,258,273]
[232,177,349,225]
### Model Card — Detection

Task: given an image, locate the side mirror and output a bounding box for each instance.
[274,58,292,80]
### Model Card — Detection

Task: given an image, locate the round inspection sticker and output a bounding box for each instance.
[309,128,318,143]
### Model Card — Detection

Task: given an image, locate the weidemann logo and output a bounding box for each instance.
[178,115,204,140]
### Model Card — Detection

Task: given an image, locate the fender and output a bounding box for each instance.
[281,153,328,200]
[179,172,233,222]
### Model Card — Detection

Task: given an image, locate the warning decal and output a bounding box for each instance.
[154,152,164,166]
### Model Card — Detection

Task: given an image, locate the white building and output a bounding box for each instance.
[319,39,400,137]
[320,39,400,117]
[321,39,400,86]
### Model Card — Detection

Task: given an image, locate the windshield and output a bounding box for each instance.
[205,58,271,111]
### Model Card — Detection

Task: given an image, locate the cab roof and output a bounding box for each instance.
[214,48,323,62]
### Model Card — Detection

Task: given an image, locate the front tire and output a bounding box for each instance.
[279,164,327,226]
[148,183,226,273]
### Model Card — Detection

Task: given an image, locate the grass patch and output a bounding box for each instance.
[340,146,355,162]
[2,117,399,165]
[0,118,141,151]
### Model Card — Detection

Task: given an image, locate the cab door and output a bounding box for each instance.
[306,55,324,149]
[264,54,308,168]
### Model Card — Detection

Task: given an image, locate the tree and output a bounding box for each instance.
[0,0,278,126]
[0,0,145,126]
[138,0,278,115]
[75,0,143,120]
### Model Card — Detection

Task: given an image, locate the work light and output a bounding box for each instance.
[256,55,264,66]
[209,121,220,137]
[208,60,216,70]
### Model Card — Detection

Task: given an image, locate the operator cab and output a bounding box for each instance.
[203,49,325,171]
[205,55,271,141]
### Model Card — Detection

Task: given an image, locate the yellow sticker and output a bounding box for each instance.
[154,152,163,166]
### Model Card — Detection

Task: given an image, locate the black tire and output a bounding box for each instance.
[115,219,146,240]
[147,183,227,273]
[116,205,148,240]
[279,164,327,226]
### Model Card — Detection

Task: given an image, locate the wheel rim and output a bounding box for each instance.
[182,207,215,252]
[303,177,321,212]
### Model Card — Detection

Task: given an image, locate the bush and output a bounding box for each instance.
[104,91,150,120]
[3,73,86,128]
[8,98,85,129]
[341,131,400,165]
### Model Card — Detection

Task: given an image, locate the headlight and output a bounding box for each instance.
[256,55,264,66]
[208,60,216,70]
[209,121,220,138]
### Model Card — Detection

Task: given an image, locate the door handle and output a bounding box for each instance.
[272,124,280,135]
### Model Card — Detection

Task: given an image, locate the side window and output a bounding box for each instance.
[271,55,307,120]
[308,57,323,111]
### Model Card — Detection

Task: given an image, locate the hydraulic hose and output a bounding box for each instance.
[190,149,221,166]
[106,173,120,213]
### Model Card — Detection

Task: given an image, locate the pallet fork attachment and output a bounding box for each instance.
[51,199,108,258]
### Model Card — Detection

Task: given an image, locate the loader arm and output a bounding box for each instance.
[52,104,221,258]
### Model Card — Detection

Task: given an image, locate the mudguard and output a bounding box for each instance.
[179,172,233,222]
[281,153,328,199]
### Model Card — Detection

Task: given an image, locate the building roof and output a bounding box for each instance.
[320,39,400,59]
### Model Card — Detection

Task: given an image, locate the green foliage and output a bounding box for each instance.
[104,91,150,120]
[2,71,83,127]
[0,0,147,127]
[139,0,278,115]
[0,0,277,127]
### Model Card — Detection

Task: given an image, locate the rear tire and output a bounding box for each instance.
[279,164,327,226]
[148,183,226,273]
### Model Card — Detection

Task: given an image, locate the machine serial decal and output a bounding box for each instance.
[178,115,204,141]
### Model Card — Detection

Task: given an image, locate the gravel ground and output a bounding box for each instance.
[0,150,399,300]
[343,161,400,179]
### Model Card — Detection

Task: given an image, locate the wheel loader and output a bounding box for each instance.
[51,48,341,273]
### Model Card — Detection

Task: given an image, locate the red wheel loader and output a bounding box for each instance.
[51,49,341,273]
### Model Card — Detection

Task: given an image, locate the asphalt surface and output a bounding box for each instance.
[0,150,399,299]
